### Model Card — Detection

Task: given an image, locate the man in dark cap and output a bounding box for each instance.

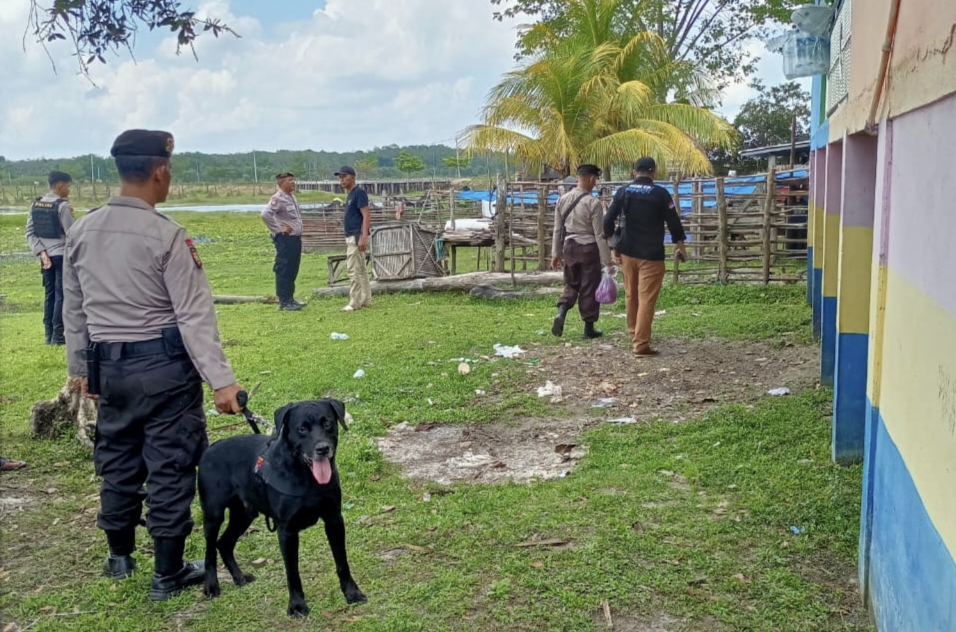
[335,166,372,311]
[603,157,687,356]
[261,172,304,310]
[63,129,244,602]
[550,164,613,339]
[25,170,75,344]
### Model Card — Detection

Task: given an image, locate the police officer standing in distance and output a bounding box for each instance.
[603,157,687,356]
[25,170,75,345]
[261,172,305,311]
[63,129,244,601]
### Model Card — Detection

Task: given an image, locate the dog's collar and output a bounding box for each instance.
[254,451,329,497]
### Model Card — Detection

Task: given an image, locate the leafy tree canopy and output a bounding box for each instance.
[28,0,235,75]
[394,150,426,175]
[490,0,812,91]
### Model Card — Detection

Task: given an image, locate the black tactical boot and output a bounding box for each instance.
[551,304,569,337]
[278,301,302,311]
[148,537,204,601]
[103,529,137,580]
[583,321,603,339]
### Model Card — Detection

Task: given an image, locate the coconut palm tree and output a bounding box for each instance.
[463,0,735,178]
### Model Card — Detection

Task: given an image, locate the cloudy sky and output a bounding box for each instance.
[0,0,804,161]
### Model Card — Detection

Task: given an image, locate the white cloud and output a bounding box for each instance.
[0,0,519,158]
[715,40,813,122]
[0,0,806,160]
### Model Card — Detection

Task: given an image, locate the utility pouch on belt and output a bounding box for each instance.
[161,327,188,357]
[86,342,101,395]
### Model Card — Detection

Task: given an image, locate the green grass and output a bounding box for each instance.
[0,212,866,631]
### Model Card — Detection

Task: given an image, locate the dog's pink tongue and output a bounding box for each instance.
[311,458,332,485]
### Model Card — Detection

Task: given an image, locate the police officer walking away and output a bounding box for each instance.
[550,164,613,339]
[603,157,687,356]
[25,170,74,345]
[335,166,372,312]
[63,129,244,601]
[261,172,304,311]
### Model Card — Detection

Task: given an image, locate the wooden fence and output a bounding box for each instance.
[476,169,809,284]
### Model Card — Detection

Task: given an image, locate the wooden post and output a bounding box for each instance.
[449,190,456,231]
[692,180,702,258]
[536,185,548,271]
[762,170,775,284]
[494,174,507,272]
[716,178,729,283]
[671,172,682,266]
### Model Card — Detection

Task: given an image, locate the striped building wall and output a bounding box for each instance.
[857,97,956,630]
[831,134,877,463]
[805,0,956,628]
[820,145,842,385]
[811,149,827,340]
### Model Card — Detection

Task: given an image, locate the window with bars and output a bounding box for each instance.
[826,0,851,115]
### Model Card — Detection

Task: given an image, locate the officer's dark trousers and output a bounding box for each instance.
[41,255,64,342]
[272,234,302,303]
[94,351,207,539]
[558,240,602,322]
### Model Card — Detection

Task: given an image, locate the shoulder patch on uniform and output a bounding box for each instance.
[668,199,676,209]
[185,238,203,268]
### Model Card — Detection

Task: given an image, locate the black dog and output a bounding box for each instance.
[198,399,366,617]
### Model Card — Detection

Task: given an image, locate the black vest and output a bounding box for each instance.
[30,198,64,239]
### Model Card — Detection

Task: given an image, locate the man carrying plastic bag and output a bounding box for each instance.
[550,164,614,339]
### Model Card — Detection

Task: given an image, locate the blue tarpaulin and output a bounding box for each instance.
[457,170,809,212]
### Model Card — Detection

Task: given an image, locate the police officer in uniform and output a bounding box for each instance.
[550,164,613,339]
[63,129,244,601]
[261,172,304,310]
[603,157,687,356]
[25,170,75,344]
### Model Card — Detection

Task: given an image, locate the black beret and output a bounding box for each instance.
[48,170,72,186]
[275,172,295,179]
[110,129,175,158]
[576,164,601,177]
[634,156,657,172]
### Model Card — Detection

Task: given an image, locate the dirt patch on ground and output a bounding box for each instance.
[376,336,819,484]
[376,418,590,485]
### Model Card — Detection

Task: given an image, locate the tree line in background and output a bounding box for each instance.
[0,145,503,187]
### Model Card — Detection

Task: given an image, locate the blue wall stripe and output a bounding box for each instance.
[821,296,838,385]
[832,332,868,463]
[864,407,956,630]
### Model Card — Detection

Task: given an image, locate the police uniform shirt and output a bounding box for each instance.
[24,191,74,257]
[603,177,686,261]
[62,196,236,390]
[261,190,302,236]
[552,187,612,266]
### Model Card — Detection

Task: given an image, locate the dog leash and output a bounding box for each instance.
[236,388,273,435]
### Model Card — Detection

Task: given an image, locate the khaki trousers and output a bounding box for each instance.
[620,256,665,351]
[345,236,372,309]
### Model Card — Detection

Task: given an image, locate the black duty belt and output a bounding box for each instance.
[96,337,168,360]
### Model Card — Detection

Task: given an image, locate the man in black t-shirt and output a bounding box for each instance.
[335,166,372,311]
[603,157,687,356]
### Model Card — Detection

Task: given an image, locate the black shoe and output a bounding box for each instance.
[583,322,603,339]
[104,554,137,580]
[51,337,66,345]
[291,299,306,308]
[551,305,569,337]
[148,561,205,601]
[278,301,302,311]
